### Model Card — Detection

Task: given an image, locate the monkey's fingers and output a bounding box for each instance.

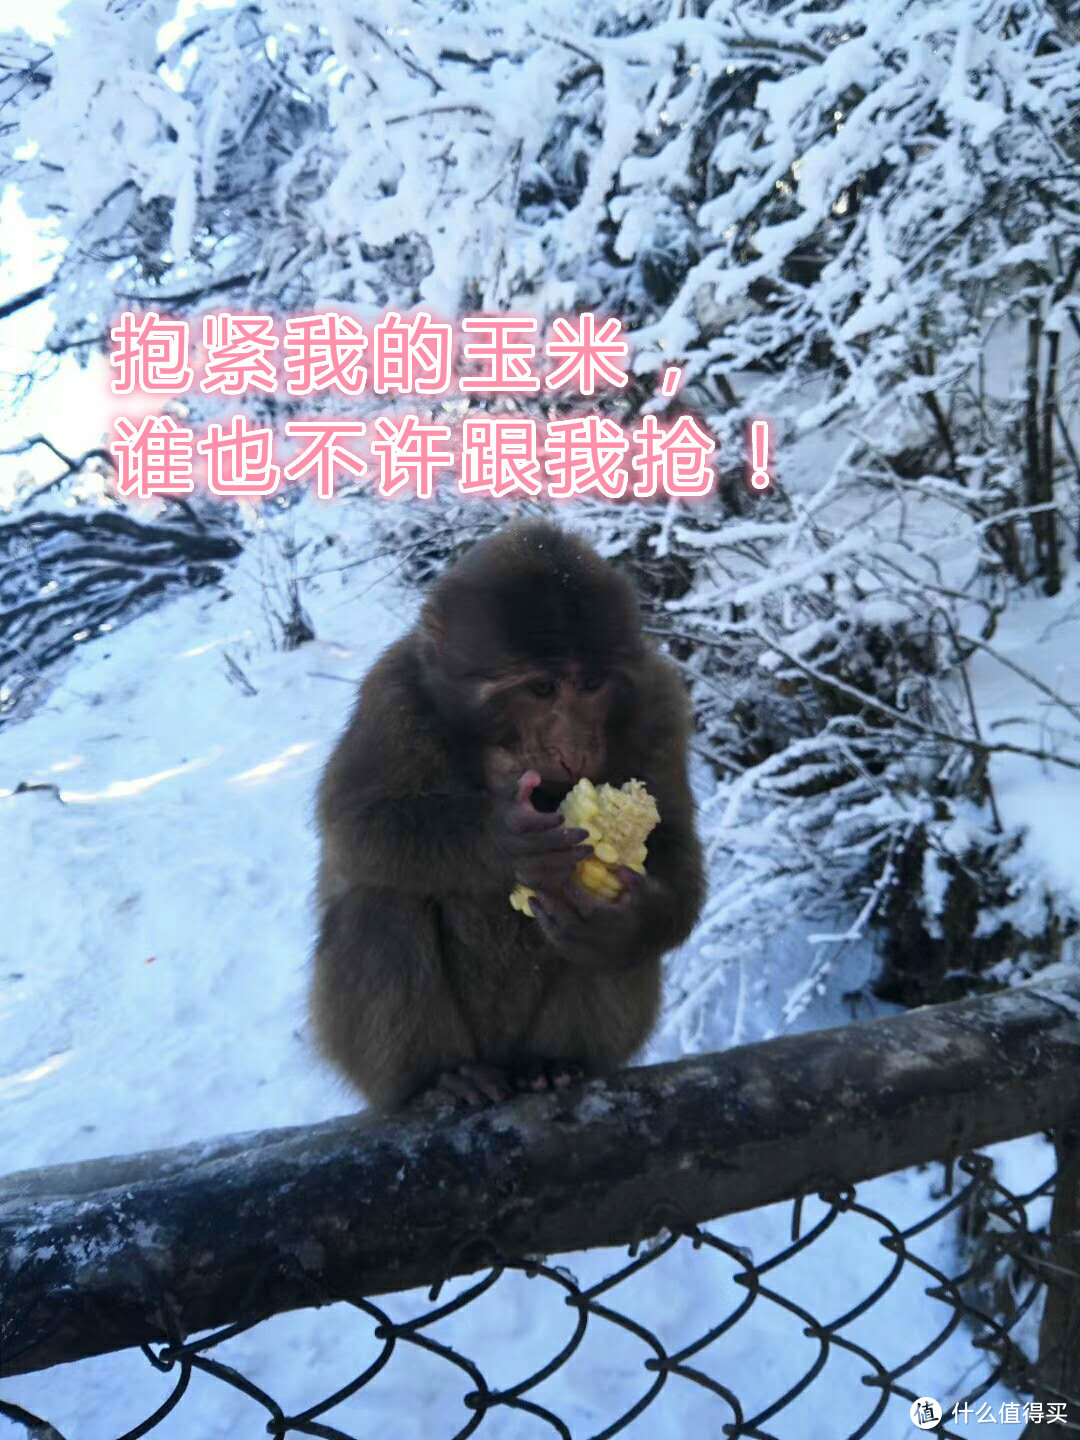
[458,1062,513,1103]
[434,1063,512,1107]
[532,889,590,953]
[515,770,543,806]
[506,805,570,838]
[560,882,609,922]
[435,1072,487,1106]
[517,862,583,891]
[614,866,644,891]
[548,1060,586,1090]
[514,1059,586,1093]
[612,867,655,913]
[508,825,591,857]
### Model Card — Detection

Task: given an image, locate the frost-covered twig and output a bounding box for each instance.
[0,507,241,719]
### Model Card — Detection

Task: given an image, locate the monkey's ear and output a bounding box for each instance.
[417,600,480,688]
[422,580,501,670]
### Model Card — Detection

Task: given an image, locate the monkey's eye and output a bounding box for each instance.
[583,674,605,691]
[529,678,556,698]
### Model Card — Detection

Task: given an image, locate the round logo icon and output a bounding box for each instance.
[910,1397,943,1430]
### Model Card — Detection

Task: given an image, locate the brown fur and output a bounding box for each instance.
[311,521,705,1109]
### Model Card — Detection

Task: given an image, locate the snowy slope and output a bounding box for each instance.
[0,497,1063,1438]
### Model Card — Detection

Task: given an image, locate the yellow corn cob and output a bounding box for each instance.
[510,778,660,918]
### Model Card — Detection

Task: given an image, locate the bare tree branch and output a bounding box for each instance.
[0,283,47,322]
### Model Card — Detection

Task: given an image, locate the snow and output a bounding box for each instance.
[0,495,1061,1438]
[961,587,1080,918]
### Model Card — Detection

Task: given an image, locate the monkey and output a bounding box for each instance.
[311,519,705,1110]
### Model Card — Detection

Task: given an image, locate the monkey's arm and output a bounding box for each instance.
[321,777,503,895]
[321,685,504,887]
[626,773,705,956]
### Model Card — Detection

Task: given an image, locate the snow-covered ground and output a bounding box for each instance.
[1,493,1070,1438]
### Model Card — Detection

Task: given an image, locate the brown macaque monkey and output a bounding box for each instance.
[311,520,705,1110]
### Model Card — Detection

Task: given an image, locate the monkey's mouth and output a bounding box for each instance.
[532,782,572,813]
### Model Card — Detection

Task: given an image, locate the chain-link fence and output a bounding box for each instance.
[3,974,1080,1439]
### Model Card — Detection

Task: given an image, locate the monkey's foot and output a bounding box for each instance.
[430,1062,513,1108]
[513,1059,586,1093]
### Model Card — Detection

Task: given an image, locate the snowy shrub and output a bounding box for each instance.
[879,807,1076,1004]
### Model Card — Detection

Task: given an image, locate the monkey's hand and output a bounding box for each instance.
[511,777,659,917]
[530,867,666,970]
[491,771,593,894]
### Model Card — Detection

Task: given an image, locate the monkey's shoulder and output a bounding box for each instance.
[320,636,451,802]
[351,634,428,715]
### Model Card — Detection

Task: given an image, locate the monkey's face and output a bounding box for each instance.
[482,663,613,805]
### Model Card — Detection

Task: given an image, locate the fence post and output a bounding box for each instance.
[1026,1127,1080,1433]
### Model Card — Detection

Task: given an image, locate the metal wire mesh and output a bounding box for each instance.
[4,1149,1074,1440]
